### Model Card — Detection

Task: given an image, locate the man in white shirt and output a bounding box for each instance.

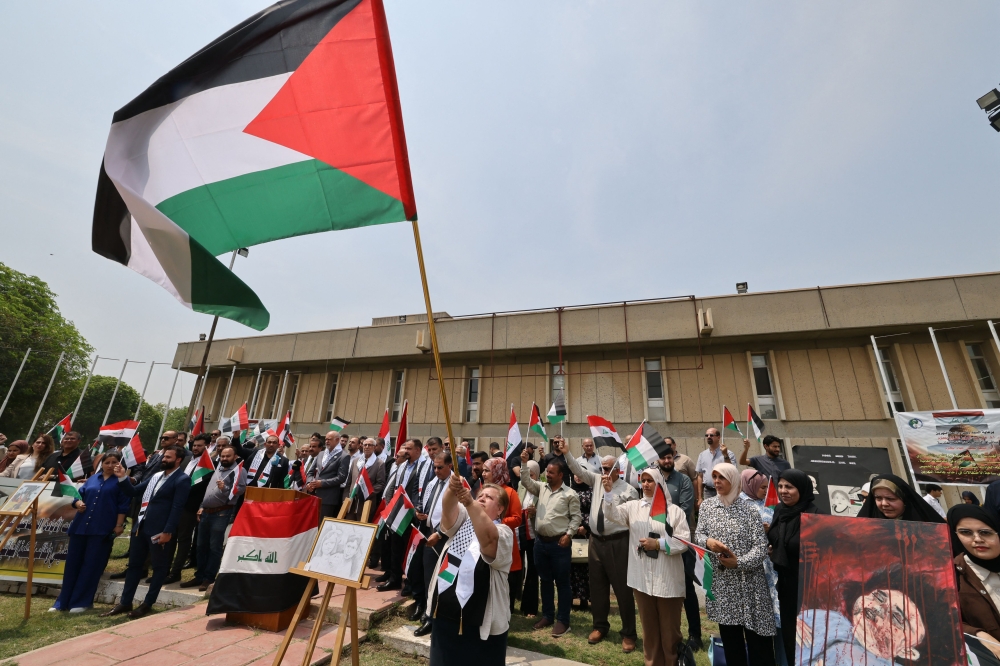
[922,483,947,519]
[694,428,736,509]
[577,438,602,475]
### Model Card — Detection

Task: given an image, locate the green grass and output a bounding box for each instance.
[0,593,130,662]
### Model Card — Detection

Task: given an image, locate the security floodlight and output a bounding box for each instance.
[237,247,249,258]
[978,89,1000,113]
[736,282,748,294]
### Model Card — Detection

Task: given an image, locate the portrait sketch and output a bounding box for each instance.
[304,519,376,584]
[827,485,864,518]
[1,482,47,515]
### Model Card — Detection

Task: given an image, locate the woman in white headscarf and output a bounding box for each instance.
[694,462,776,666]
[602,466,689,666]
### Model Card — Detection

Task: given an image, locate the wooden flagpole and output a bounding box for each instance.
[410,221,458,471]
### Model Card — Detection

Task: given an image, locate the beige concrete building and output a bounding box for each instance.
[174,271,1000,504]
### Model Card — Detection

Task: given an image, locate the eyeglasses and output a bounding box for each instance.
[956,528,999,540]
[159,436,171,441]
[601,466,614,472]
[705,434,718,438]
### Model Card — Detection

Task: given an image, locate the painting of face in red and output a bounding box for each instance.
[796,514,963,665]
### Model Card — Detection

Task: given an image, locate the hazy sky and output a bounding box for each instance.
[2,1,999,406]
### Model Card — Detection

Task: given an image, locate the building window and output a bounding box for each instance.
[751,354,779,419]
[391,370,405,421]
[266,376,281,418]
[645,359,666,421]
[287,374,300,419]
[877,348,905,413]
[466,368,480,423]
[551,364,566,411]
[967,344,1000,408]
[324,374,339,423]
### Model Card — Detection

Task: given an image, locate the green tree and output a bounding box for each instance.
[56,375,173,452]
[0,263,93,440]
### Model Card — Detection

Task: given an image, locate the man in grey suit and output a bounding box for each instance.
[344,438,386,522]
[306,431,351,523]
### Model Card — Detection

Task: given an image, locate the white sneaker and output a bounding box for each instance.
[47,607,60,612]
[69,607,88,613]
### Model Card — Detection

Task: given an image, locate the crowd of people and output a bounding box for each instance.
[6,421,1000,666]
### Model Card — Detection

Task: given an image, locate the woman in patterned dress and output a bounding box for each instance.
[695,463,776,666]
[740,469,783,662]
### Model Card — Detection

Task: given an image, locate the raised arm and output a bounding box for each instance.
[601,475,631,527]
[563,444,598,487]
[738,439,751,467]
[518,447,542,495]
[442,473,499,558]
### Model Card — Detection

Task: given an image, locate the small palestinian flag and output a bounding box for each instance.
[350,465,374,500]
[437,553,461,593]
[624,422,669,471]
[764,477,780,508]
[722,405,743,438]
[395,400,409,454]
[329,416,350,433]
[221,403,250,434]
[66,453,88,481]
[98,420,140,449]
[677,537,714,601]
[588,415,623,450]
[650,482,668,526]
[505,407,522,460]
[387,489,415,536]
[191,449,215,485]
[747,403,765,442]
[48,413,73,445]
[404,528,424,573]
[228,461,244,501]
[53,466,82,502]
[528,403,548,443]
[547,389,567,424]
[122,432,147,468]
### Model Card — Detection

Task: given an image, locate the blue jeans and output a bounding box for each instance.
[195,508,233,583]
[534,538,572,624]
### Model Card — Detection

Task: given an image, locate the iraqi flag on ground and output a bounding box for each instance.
[505,407,522,460]
[99,420,140,450]
[191,449,215,485]
[92,0,417,331]
[221,404,250,435]
[528,403,548,443]
[48,414,73,445]
[624,422,669,471]
[676,537,715,601]
[587,415,623,450]
[207,494,320,614]
[51,466,83,502]
[121,432,147,468]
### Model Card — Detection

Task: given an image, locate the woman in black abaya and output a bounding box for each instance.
[856,473,946,523]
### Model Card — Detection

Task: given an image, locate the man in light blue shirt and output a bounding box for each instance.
[694,428,735,510]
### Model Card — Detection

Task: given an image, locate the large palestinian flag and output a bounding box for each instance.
[208,495,320,614]
[93,0,417,330]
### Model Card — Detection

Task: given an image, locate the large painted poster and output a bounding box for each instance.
[0,478,75,584]
[895,409,1000,485]
[792,446,893,516]
[796,514,964,665]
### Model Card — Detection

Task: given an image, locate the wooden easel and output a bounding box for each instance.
[0,467,55,619]
[270,502,373,666]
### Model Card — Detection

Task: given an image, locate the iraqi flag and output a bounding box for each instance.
[587,415,623,450]
[624,422,669,471]
[528,403,548,443]
[505,407,522,460]
[350,464,374,500]
[207,494,320,614]
[121,432,148,468]
[275,411,295,448]
[676,537,715,601]
[92,0,417,331]
[99,420,140,449]
[221,403,250,435]
[395,400,408,454]
[764,477,780,508]
[190,408,205,438]
[376,409,391,449]
[48,414,73,445]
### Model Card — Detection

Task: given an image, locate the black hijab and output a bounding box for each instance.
[964,490,983,507]
[948,504,1000,573]
[856,473,946,523]
[767,469,820,570]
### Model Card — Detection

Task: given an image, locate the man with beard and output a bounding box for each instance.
[103,445,190,618]
[244,435,289,490]
[166,433,212,584]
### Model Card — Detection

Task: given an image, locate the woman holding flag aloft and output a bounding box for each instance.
[601,465,689,666]
[427,473,513,665]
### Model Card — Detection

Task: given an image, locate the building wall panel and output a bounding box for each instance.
[850,347,885,421]
[787,350,821,420]
[578,361,598,422]
[713,354,740,422]
[773,351,800,421]
[828,349,864,420]
[677,356,703,423]
[628,358,645,422]
[611,359,632,423]
[809,349,844,421]
[596,360,615,420]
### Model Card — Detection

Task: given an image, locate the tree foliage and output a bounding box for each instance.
[0,262,93,439]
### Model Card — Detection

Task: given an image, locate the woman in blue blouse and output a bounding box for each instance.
[51,452,130,612]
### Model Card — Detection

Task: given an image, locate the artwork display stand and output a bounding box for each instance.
[0,467,55,620]
[270,503,372,666]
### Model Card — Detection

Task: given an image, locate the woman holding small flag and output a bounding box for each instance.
[51,452,130,612]
[694,463,776,666]
[427,473,513,665]
[601,466,689,666]
[766,469,821,665]
[740,469,782,662]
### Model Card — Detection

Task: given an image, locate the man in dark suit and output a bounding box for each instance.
[241,434,289,490]
[344,438,387,522]
[166,433,212,584]
[376,438,425,592]
[103,445,190,618]
[307,431,351,522]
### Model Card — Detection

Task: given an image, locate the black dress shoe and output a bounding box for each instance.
[407,603,425,622]
[374,572,390,583]
[400,585,412,597]
[163,575,181,585]
[687,637,704,652]
[413,621,432,637]
[100,602,133,617]
[376,581,401,592]
[109,571,128,580]
[128,602,152,619]
[144,577,154,584]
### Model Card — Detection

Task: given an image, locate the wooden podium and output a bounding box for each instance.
[225,487,312,632]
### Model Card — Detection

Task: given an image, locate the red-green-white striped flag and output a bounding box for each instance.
[404,528,424,573]
[92,0,417,331]
[676,537,715,601]
[387,489,415,536]
[48,414,73,445]
[650,482,668,526]
[505,407,522,459]
[329,416,351,434]
[377,409,391,447]
[527,403,548,443]
[624,422,669,471]
[722,406,743,438]
[54,466,82,502]
[121,431,147,468]
[221,403,250,435]
[437,552,461,592]
[191,449,215,485]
